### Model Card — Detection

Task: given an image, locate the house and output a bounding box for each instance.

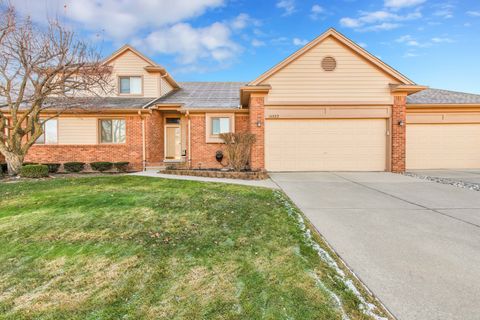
[21,28,480,172]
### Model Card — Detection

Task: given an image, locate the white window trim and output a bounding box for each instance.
[205,113,235,143]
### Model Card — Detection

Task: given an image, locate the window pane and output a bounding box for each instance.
[112,120,126,143]
[129,77,142,94]
[219,118,230,133]
[212,118,220,135]
[45,119,58,144]
[101,120,112,143]
[36,132,45,144]
[120,77,130,94]
[166,118,180,124]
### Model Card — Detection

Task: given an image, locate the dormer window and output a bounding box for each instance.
[119,76,142,95]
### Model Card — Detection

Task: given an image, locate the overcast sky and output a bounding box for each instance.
[10,0,480,93]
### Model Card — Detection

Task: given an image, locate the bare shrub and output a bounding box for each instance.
[219,132,256,171]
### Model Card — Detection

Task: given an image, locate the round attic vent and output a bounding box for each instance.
[321,56,336,71]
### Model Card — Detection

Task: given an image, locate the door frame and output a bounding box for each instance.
[164,117,182,160]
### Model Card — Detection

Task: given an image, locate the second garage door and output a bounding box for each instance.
[265,119,387,171]
[407,124,480,169]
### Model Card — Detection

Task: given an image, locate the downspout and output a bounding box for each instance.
[138,110,146,171]
[187,110,192,168]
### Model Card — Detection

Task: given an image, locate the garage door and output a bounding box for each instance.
[265,119,387,171]
[407,124,480,169]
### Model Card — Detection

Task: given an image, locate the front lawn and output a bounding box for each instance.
[0,176,389,319]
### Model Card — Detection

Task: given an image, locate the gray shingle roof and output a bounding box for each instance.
[154,82,246,109]
[407,88,480,104]
[2,97,157,111]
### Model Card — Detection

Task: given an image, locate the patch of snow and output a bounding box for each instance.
[275,191,388,320]
[403,173,480,191]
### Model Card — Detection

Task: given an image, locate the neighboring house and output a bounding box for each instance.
[16,28,480,172]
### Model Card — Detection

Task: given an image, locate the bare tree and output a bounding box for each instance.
[0,3,112,175]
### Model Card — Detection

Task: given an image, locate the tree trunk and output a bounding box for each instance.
[4,152,24,176]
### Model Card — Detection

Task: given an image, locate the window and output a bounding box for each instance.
[119,76,142,94]
[100,119,126,143]
[166,118,180,124]
[205,114,235,143]
[36,119,58,144]
[211,117,230,135]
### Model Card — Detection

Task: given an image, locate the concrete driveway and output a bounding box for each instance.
[270,172,480,320]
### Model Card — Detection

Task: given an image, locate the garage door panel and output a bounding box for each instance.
[265,119,387,171]
[407,124,480,169]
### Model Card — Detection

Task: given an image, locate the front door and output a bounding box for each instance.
[165,126,181,160]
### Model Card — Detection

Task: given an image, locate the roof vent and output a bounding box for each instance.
[321,56,336,71]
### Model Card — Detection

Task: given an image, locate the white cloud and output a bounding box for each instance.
[230,13,260,30]
[384,0,426,9]
[251,39,266,47]
[277,0,296,16]
[467,11,480,17]
[358,42,367,48]
[361,22,401,31]
[11,0,225,40]
[10,0,262,70]
[310,4,325,19]
[403,52,420,57]
[433,3,454,19]
[133,22,240,65]
[431,37,454,43]
[340,10,421,31]
[292,38,309,46]
[396,34,431,47]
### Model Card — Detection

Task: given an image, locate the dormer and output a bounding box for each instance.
[103,45,179,98]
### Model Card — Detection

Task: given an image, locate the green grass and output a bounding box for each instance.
[0,176,387,319]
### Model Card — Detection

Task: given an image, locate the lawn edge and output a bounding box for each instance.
[274,189,397,320]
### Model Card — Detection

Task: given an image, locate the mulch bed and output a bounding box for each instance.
[160,169,269,180]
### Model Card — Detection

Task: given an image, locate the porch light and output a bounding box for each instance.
[398,120,404,126]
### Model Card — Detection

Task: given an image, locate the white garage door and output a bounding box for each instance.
[407,124,480,169]
[265,119,387,171]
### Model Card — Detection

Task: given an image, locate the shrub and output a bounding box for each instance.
[64,162,85,173]
[114,162,130,172]
[219,132,256,171]
[19,165,49,178]
[43,163,61,173]
[90,162,113,172]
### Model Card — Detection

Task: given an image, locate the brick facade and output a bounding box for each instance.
[391,95,407,173]
[188,113,249,169]
[145,110,164,164]
[25,115,146,171]
[248,94,266,170]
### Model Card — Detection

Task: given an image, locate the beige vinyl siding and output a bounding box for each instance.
[109,50,173,97]
[58,118,98,145]
[161,78,174,96]
[265,119,387,171]
[407,124,480,169]
[261,36,398,104]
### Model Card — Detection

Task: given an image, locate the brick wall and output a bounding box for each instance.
[25,115,145,171]
[188,113,249,169]
[249,94,266,170]
[391,95,407,172]
[145,110,163,164]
